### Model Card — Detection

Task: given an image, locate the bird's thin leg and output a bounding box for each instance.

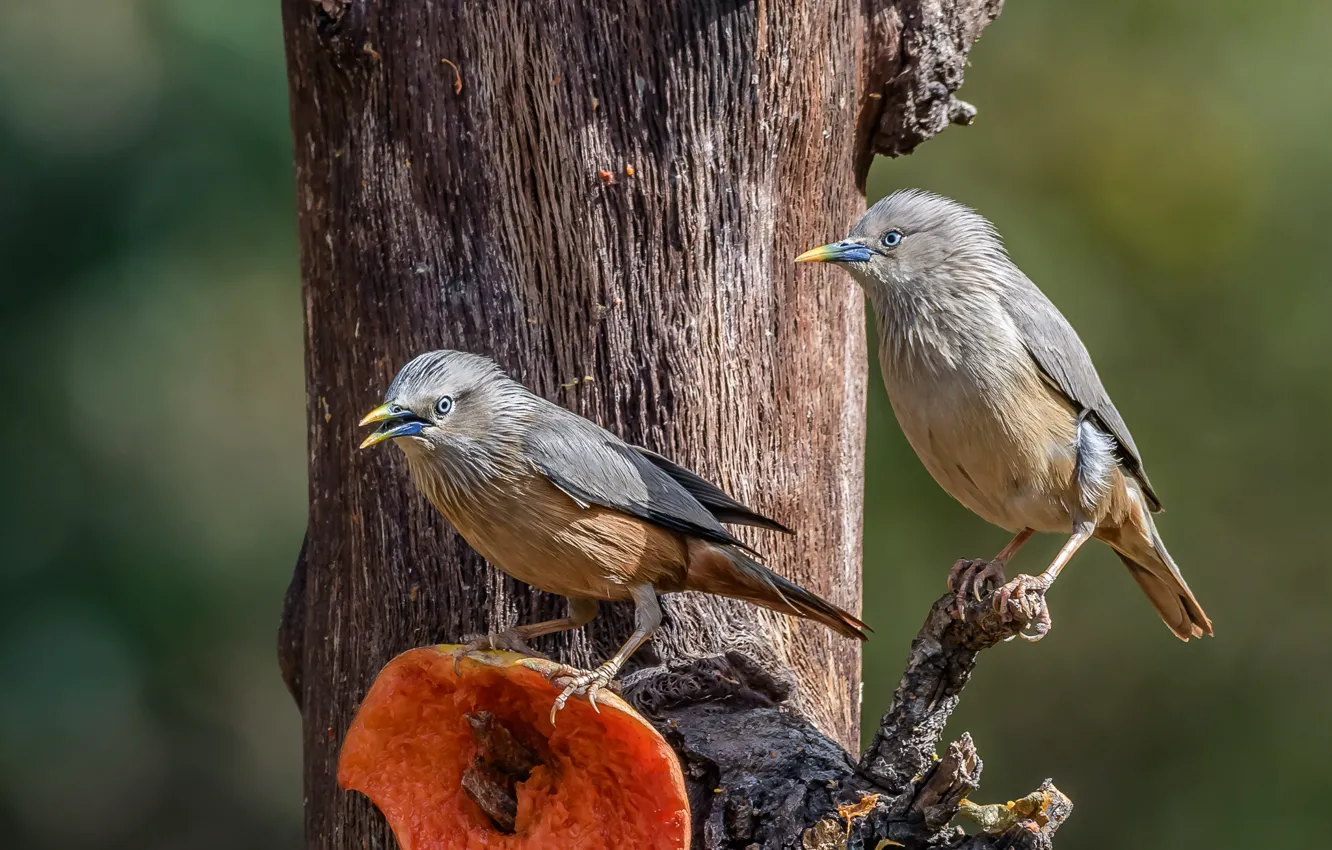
[994,524,1093,641]
[453,598,598,672]
[949,528,1035,617]
[549,585,660,723]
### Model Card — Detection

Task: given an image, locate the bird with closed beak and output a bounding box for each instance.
[797,189,1211,642]
[359,350,867,716]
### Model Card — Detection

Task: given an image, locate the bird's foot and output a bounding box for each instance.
[546,662,622,725]
[993,574,1053,641]
[948,558,1008,618]
[452,631,549,674]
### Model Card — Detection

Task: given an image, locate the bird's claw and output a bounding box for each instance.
[451,631,549,674]
[546,663,620,725]
[992,574,1053,640]
[948,558,1008,619]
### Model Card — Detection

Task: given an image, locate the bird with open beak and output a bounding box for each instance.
[359,350,867,716]
[796,189,1212,642]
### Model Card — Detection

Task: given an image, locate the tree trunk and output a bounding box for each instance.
[280,2,1020,848]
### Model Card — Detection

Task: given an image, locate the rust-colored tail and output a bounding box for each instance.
[1102,519,1212,641]
[685,541,869,641]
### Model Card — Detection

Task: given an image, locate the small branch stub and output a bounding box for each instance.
[863,0,1006,159]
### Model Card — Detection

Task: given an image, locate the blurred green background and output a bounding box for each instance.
[2,1,1328,848]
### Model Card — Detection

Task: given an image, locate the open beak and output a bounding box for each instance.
[794,241,873,264]
[358,404,427,448]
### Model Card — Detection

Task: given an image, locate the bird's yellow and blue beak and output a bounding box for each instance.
[794,241,873,264]
[358,404,427,449]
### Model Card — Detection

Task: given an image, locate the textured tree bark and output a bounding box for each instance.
[280,1,1008,848]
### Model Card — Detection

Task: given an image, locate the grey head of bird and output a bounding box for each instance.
[795,189,1016,305]
[358,350,536,484]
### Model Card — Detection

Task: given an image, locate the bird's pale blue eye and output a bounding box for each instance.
[435,396,454,416]
[881,229,904,248]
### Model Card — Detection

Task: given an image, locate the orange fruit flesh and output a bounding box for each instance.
[338,647,690,850]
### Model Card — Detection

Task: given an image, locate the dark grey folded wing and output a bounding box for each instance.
[1006,282,1162,511]
[523,407,757,552]
[631,446,793,534]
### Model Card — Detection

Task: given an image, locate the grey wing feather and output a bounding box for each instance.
[522,407,758,553]
[1005,282,1162,511]
[631,446,793,534]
